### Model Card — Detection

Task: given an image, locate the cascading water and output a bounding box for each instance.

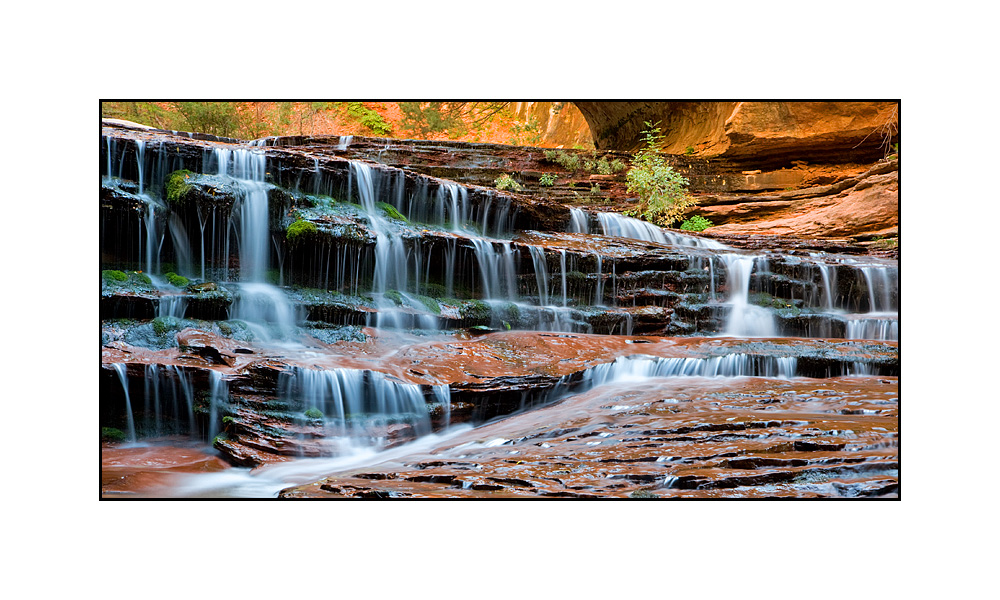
[720,254,776,337]
[100,125,898,498]
[111,364,136,443]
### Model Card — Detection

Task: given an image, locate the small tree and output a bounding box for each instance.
[625,121,698,226]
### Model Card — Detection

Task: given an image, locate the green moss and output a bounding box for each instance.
[383,290,403,305]
[222,416,235,426]
[304,408,324,419]
[131,271,152,285]
[416,295,441,314]
[461,299,491,321]
[286,219,318,243]
[152,316,183,337]
[165,169,194,204]
[164,272,189,288]
[102,270,128,282]
[101,427,127,443]
[377,202,407,221]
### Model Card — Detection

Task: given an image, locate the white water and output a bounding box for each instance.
[112,364,136,442]
[720,254,776,337]
[596,212,727,249]
[568,208,590,234]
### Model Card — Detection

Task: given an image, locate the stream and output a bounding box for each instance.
[100,124,898,498]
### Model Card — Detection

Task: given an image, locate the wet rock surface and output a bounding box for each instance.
[100,120,899,498]
[279,376,898,498]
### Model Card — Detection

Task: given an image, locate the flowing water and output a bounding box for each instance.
[100,127,899,497]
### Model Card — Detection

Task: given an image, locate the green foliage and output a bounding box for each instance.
[164,272,189,288]
[543,150,625,175]
[590,183,601,195]
[384,290,403,305]
[400,102,510,138]
[680,215,713,232]
[539,173,557,186]
[495,173,522,192]
[685,146,696,156]
[346,102,392,136]
[102,270,128,282]
[165,170,193,204]
[304,408,324,420]
[132,272,152,285]
[376,202,407,221]
[624,122,698,227]
[175,102,244,138]
[509,117,543,145]
[101,427,127,443]
[286,219,318,244]
[222,416,236,426]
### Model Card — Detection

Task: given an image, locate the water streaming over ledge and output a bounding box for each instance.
[100,128,898,488]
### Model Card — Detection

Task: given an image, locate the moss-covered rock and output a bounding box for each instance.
[377,202,407,221]
[384,290,403,305]
[286,219,318,244]
[164,272,189,288]
[165,169,194,204]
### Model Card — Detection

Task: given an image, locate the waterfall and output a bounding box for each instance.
[207,371,227,438]
[721,254,776,337]
[280,367,440,449]
[596,212,726,249]
[568,208,590,234]
[528,246,550,305]
[111,364,136,442]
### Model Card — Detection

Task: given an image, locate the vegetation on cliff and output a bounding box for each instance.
[625,122,698,227]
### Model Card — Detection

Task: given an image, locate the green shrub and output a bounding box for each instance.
[539,173,557,186]
[590,183,601,195]
[684,146,696,156]
[680,215,713,232]
[102,270,128,282]
[377,202,407,221]
[346,102,392,136]
[101,427,127,443]
[304,408,324,419]
[494,173,522,192]
[286,219,318,243]
[165,170,193,204]
[610,159,626,173]
[624,121,698,227]
[164,272,189,288]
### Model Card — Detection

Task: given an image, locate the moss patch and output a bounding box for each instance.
[286,219,318,244]
[102,270,129,282]
[164,272,189,288]
[165,170,194,204]
[377,202,407,221]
